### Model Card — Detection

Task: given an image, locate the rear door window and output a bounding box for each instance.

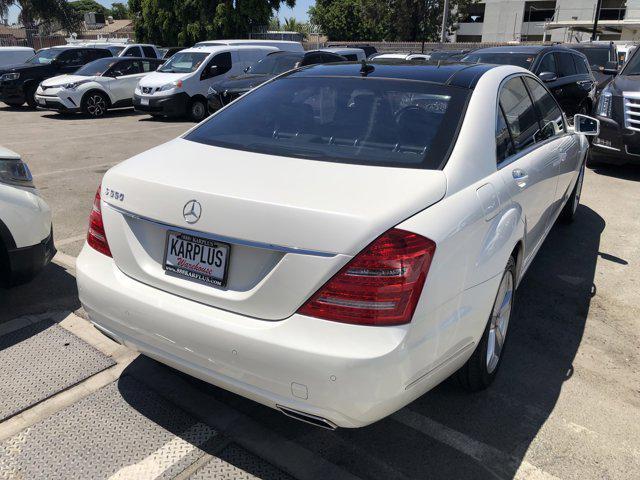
[141,46,156,58]
[496,105,515,163]
[556,52,577,77]
[107,59,141,77]
[123,46,142,57]
[499,77,540,152]
[57,49,84,67]
[573,55,590,74]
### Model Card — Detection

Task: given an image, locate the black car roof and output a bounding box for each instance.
[288,60,499,89]
[563,43,613,50]
[469,45,563,55]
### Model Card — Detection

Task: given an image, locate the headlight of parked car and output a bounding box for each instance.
[0,159,34,188]
[158,79,182,92]
[1,72,20,81]
[63,80,89,90]
[596,88,613,118]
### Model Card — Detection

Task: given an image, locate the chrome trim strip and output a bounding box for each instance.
[405,342,475,390]
[625,145,640,157]
[104,202,337,258]
[593,143,620,152]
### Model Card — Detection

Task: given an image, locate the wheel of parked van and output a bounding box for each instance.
[189,99,207,122]
[560,161,585,224]
[457,256,516,391]
[82,92,109,118]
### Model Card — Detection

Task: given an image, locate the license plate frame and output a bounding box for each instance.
[140,97,149,106]
[163,231,230,287]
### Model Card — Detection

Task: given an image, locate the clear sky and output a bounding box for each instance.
[5,0,314,24]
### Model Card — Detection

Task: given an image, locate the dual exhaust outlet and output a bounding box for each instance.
[276,405,338,430]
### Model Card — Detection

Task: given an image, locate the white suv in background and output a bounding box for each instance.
[36,57,164,117]
[0,146,54,287]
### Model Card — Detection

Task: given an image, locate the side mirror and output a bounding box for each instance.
[602,61,619,75]
[574,114,600,136]
[538,71,558,83]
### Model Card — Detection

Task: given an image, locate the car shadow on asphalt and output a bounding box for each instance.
[590,163,640,182]
[0,262,80,326]
[117,205,605,479]
[40,108,144,121]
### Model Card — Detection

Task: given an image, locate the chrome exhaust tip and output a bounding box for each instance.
[276,405,338,430]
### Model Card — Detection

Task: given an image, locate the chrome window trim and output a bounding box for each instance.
[104,202,337,258]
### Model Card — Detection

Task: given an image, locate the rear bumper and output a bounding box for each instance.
[591,114,640,165]
[76,244,434,428]
[133,92,188,117]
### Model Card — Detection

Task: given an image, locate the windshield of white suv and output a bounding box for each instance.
[186,76,469,169]
[245,53,303,75]
[75,58,118,76]
[463,52,535,69]
[158,52,208,73]
[26,49,61,65]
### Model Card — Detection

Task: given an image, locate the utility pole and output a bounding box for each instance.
[591,0,603,41]
[440,0,450,43]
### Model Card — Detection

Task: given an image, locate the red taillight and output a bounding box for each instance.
[87,185,112,257]
[297,228,436,326]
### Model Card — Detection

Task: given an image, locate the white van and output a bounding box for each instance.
[0,47,36,68]
[134,45,277,122]
[194,39,304,53]
[133,45,278,122]
[320,47,367,62]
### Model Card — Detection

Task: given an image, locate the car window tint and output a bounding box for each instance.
[142,46,156,58]
[108,60,140,76]
[573,55,590,74]
[140,59,161,72]
[300,53,322,66]
[58,49,84,66]
[537,53,556,74]
[496,105,515,163]
[210,52,232,75]
[499,77,539,152]
[524,76,565,141]
[343,54,358,61]
[123,46,142,57]
[556,52,577,77]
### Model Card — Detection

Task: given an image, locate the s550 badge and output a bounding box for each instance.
[104,187,125,202]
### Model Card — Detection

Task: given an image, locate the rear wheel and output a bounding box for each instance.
[189,98,207,122]
[457,257,516,391]
[560,162,585,224]
[82,92,109,117]
[25,84,37,109]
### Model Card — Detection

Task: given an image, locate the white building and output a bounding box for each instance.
[455,0,640,43]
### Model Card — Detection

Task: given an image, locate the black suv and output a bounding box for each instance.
[0,46,112,108]
[463,45,597,117]
[563,42,618,92]
[590,46,640,166]
[207,50,346,113]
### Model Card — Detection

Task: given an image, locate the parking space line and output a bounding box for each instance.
[107,422,217,480]
[52,251,76,271]
[393,409,560,480]
[55,234,86,247]
[34,162,116,178]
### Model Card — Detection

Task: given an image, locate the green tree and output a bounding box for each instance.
[0,0,82,33]
[69,0,108,16]
[109,2,129,19]
[310,0,475,42]
[128,0,296,47]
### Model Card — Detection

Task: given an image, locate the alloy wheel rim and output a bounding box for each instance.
[486,270,514,374]
[87,95,106,116]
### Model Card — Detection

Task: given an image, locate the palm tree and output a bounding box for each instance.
[283,17,300,32]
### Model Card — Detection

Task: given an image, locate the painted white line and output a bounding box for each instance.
[108,423,216,480]
[54,234,86,247]
[34,163,115,178]
[394,409,560,480]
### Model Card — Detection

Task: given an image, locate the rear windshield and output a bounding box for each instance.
[159,52,208,73]
[571,47,610,69]
[463,52,535,70]
[246,53,303,75]
[185,76,469,169]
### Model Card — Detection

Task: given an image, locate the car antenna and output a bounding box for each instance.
[360,59,375,76]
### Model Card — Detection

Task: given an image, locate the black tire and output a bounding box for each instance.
[82,92,109,117]
[4,100,24,108]
[560,162,585,224]
[189,98,207,122]
[24,84,37,109]
[457,256,516,392]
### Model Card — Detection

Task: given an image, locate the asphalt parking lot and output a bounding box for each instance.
[1,106,639,480]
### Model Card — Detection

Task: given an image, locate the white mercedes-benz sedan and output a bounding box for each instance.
[76,61,598,429]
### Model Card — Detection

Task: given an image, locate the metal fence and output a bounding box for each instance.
[313,40,553,53]
[0,31,134,49]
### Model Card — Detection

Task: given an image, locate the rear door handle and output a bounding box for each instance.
[512,168,529,188]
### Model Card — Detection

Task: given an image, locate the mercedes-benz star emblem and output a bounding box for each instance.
[182,200,202,224]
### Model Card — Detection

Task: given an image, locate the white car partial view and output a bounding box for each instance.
[0,146,54,287]
[35,57,164,117]
[76,61,598,429]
